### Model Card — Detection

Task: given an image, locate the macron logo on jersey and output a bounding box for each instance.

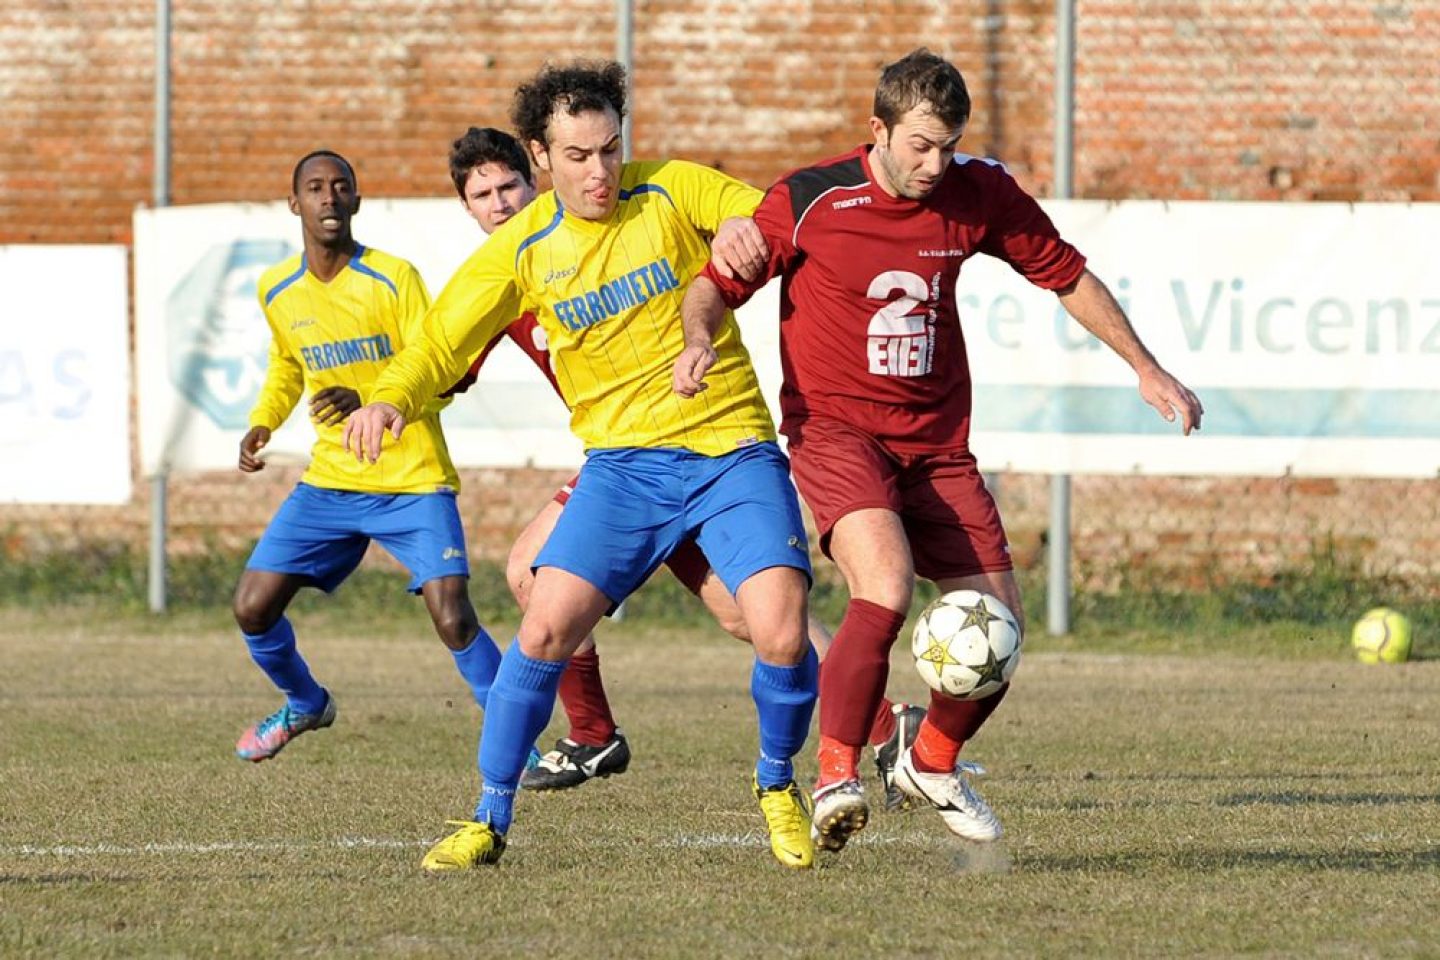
[552,257,682,332]
[832,195,871,210]
[300,334,394,372]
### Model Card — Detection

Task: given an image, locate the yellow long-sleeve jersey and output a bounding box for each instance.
[370,159,775,456]
[251,244,461,494]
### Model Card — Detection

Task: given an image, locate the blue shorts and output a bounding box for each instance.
[246,483,470,594]
[535,442,812,606]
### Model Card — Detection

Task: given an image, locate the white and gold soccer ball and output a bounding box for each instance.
[911,589,1023,700]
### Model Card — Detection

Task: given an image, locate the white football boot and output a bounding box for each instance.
[892,748,1002,842]
[810,779,869,852]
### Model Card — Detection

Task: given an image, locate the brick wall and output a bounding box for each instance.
[3,0,1438,587]
[4,0,1435,245]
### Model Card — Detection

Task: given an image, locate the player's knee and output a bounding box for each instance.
[516,617,579,661]
[431,604,478,650]
[854,574,913,615]
[232,586,280,636]
[749,622,809,664]
[842,555,915,611]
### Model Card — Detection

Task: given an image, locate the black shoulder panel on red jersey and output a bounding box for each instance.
[784,157,867,223]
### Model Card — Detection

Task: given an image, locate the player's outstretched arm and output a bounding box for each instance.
[675,275,727,397]
[710,217,769,282]
[341,402,407,463]
[238,426,271,473]
[1057,269,1204,435]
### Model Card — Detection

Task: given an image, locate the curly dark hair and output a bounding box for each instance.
[873,48,971,131]
[511,61,627,148]
[447,127,533,197]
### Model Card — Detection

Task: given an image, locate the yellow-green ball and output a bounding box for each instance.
[1351,607,1412,664]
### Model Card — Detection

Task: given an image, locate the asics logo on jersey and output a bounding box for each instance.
[543,265,577,283]
[552,257,682,332]
[290,317,317,330]
[442,547,464,560]
[300,334,394,372]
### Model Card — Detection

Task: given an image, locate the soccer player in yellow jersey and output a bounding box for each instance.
[448,127,919,800]
[345,63,819,870]
[232,150,510,768]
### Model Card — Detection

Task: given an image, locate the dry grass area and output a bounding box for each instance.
[2,606,1438,958]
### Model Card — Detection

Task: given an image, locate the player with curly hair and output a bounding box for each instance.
[346,63,820,872]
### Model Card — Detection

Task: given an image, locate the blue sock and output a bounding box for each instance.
[243,616,327,715]
[473,644,566,833]
[450,626,502,709]
[751,646,819,789]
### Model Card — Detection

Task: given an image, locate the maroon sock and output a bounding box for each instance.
[557,647,617,746]
[923,682,1010,763]
[866,696,898,746]
[818,599,906,746]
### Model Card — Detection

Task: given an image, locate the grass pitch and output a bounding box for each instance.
[2,604,1438,958]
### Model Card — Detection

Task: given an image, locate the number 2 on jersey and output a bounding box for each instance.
[865,269,933,377]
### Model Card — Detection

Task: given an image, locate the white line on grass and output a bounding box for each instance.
[4,831,953,859]
[4,837,425,857]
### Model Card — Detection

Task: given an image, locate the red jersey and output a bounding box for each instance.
[442,312,561,398]
[706,145,1086,453]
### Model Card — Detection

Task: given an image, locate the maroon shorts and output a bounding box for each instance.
[549,472,710,595]
[786,417,1011,581]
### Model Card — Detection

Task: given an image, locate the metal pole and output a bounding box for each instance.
[616,0,633,161]
[1047,0,1075,636]
[148,0,171,614]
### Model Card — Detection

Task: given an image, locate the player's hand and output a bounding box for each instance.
[710,216,768,282]
[238,426,272,473]
[1138,365,1204,435]
[673,342,718,397]
[341,402,407,462]
[309,386,362,426]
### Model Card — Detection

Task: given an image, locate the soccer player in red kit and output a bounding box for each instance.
[445,126,923,796]
[678,49,1203,852]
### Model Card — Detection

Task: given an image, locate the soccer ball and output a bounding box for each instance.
[911,590,1023,700]
[1351,607,1412,664]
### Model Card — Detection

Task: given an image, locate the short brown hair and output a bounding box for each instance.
[448,127,533,197]
[873,49,971,130]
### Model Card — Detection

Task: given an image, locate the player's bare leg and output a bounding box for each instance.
[893,568,1020,843]
[810,507,914,849]
[510,499,628,791]
[232,570,336,761]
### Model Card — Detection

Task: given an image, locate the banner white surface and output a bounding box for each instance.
[134,198,578,475]
[0,245,131,504]
[957,201,1440,477]
[134,199,1440,479]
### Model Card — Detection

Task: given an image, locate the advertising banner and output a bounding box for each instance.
[0,245,131,504]
[134,199,1440,479]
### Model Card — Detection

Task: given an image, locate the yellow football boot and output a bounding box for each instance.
[421,820,506,873]
[752,775,815,870]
